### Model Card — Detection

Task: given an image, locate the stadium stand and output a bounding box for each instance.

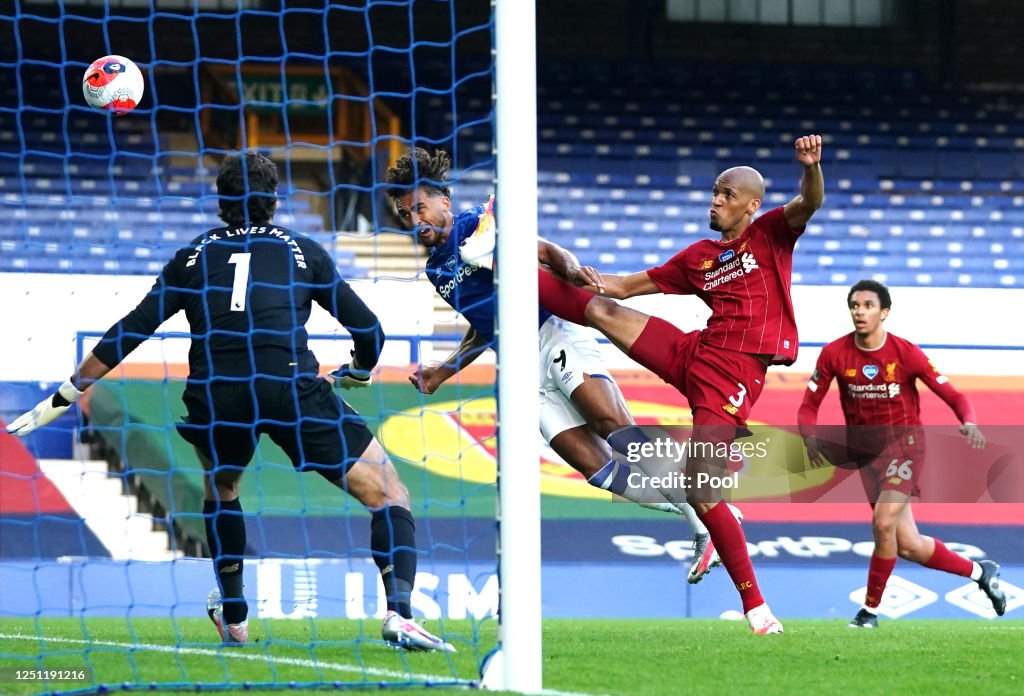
[4,62,1024,287]
[0,70,358,276]
[431,63,1024,288]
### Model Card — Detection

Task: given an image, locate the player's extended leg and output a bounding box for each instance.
[337,438,456,652]
[565,372,717,582]
[567,372,632,440]
[196,448,249,645]
[538,268,651,356]
[545,376,673,508]
[895,503,1006,616]
[684,409,781,634]
[549,419,677,509]
[539,320,692,514]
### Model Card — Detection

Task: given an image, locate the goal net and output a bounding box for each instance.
[0,1,526,691]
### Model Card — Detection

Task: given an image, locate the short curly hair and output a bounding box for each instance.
[216,152,278,227]
[385,147,452,200]
[847,279,892,309]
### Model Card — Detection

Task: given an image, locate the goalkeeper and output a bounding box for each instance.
[387,147,735,584]
[6,152,454,653]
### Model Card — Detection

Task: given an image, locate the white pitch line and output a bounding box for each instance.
[0,632,605,696]
[0,632,455,683]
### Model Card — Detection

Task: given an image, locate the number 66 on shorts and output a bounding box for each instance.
[862,449,923,501]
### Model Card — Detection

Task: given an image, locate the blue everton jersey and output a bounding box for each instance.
[425,200,549,343]
[426,204,497,341]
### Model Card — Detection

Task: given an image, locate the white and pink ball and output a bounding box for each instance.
[82,55,144,115]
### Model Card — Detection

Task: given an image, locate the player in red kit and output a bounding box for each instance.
[798,279,1006,628]
[538,135,826,634]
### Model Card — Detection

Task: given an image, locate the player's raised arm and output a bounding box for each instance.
[783,135,824,230]
[798,352,835,467]
[408,327,489,394]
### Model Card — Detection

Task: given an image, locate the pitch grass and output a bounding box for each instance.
[1,618,1022,695]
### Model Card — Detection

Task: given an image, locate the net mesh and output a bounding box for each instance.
[0,1,497,691]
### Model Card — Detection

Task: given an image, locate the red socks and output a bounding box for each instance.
[537,268,594,326]
[864,554,897,609]
[923,539,974,577]
[700,501,764,613]
[864,540,971,611]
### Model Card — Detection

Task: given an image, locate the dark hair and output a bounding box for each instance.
[385,147,452,200]
[216,152,278,227]
[847,279,892,309]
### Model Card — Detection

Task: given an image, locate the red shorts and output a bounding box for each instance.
[859,440,925,502]
[628,316,767,432]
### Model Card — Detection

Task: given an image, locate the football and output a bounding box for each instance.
[81,55,144,115]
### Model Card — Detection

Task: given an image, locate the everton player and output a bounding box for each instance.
[386,148,728,584]
[6,152,455,652]
[538,135,827,633]
[798,279,1006,628]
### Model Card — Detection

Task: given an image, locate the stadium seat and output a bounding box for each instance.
[5,64,1024,287]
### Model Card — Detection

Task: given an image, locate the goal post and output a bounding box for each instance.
[488,0,543,691]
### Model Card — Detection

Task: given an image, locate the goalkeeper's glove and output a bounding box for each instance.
[331,363,372,389]
[6,379,85,437]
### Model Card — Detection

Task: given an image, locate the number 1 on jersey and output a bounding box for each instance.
[228,252,251,312]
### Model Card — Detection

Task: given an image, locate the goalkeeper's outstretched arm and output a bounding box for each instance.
[322,277,386,390]
[7,265,182,437]
[6,286,161,438]
[5,352,115,437]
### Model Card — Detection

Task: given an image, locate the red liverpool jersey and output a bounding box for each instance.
[799,332,976,434]
[646,207,802,365]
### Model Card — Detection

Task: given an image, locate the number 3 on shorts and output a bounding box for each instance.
[884,458,913,480]
[728,382,747,408]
